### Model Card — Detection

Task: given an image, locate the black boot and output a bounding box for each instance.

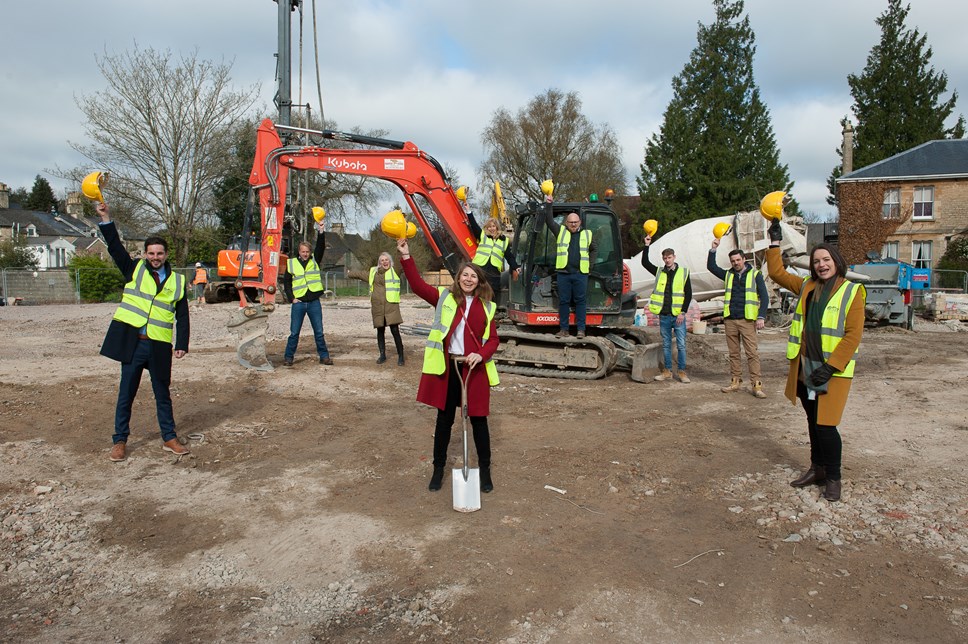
[790,465,826,487]
[393,331,405,366]
[376,334,387,364]
[480,467,493,493]
[428,467,444,491]
[822,479,842,502]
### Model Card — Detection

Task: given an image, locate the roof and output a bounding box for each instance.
[0,207,87,237]
[839,140,968,183]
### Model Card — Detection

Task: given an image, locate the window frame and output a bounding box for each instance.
[912,185,934,220]
[881,241,899,260]
[882,188,900,220]
[911,240,932,269]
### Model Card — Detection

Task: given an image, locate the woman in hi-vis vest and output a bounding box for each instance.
[396,237,501,494]
[347,251,405,365]
[766,220,866,502]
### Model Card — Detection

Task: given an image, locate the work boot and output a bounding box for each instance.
[480,467,494,493]
[428,467,445,491]
[823,479,842,502]
[721,377,741,393]
[790,466,825,487]
[162,438,190,456]
[555,329,570,338]
[377,336,387,364]
[751,380,767,399]
[654,369,673,381]
[376,353,387,364]
[109,442,126,462]
[677,370,691,384]
[283,358,293,367]
[576,330,586,339]
[320,357,334,366]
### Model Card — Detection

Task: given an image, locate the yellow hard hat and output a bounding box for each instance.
[455,185,468,202]
[642,219,658,237]
[713,222,732,239]
[760,191,787,221]
[81,171,108,202]
[540,179,554,196]
[380,209,417,239]
[311,206,326,223]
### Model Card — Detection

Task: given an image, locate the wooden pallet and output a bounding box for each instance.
[929,312,968,321]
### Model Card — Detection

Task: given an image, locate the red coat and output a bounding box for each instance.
[401,257,499,416]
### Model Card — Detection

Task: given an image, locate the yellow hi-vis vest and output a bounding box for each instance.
[288,257,323,298]
[723,268,761,320]
[649,266,689,316]
[473,232,509,270]
[787,280,864,378]
[422,288,500,386]
[555,227,592,273]
[369,266,400,303]
[112,261,186,344]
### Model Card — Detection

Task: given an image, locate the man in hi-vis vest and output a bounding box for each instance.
[542,197,597,339]
[283,221,333,366]
[708,237,770,398]
[96,202,190,462]
[642,235,693,383]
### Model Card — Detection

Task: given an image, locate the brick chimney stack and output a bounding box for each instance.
[0,182,9,210]
[842,120,854,175]
[66,191,84,218]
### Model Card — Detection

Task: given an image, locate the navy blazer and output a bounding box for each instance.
[98,222,190,364]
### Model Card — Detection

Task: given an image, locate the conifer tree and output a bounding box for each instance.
[637,0,790,232]
[828,0,964,204]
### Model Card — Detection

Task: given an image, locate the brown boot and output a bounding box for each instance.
[823,479,842,502]
[677,370,691,384]
[721,377,741,393]
[790,466,825,487]
[751,381,767,399]
[654,369,673,381]
[109,442,127,462]
[163,438,190,456]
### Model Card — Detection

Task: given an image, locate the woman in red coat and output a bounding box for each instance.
[397,238,501,493]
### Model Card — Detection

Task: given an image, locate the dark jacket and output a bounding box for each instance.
[98,221,190,364]
[283,231,326,302]
[706,250,769,320]
[641,249,693,315]
[542,206,597,274]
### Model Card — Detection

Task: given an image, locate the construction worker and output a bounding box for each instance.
[708,237,770,398]
[641,235,693,383]
[95,202,190,462]
[543,196,596,338]
[282,221,333,366]
[469,213,520,302]
[347,252,406,365]
[190,262,208,304]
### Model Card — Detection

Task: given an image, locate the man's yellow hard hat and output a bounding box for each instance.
[381,210,417,239]
[760,191,787,221]
[540,179,554,196]
[455,185,468,202]
[81,171,108,202]
[312,206,326,223]
[642,219,658,237]
[713,222,733,239]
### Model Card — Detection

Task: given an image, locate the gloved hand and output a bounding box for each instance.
[808,363,837,387]
[768,218,783,242]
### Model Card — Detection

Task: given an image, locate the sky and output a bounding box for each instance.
[3,0,967,231]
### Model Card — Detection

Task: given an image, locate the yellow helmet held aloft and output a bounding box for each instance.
[381,210,418,240]
[540,179,554,196]
[642,219,658,237]
[713,222,733,239]
[455,185,468,202]
[81,171,108,202]
[760,191,787,221]
[312,206,326,223]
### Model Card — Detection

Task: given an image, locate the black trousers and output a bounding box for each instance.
[796,380,843,480]
[433,363,490,468]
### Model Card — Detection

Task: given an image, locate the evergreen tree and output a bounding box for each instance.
[829,0,964,204]
[637,0,790,232]
[24,175,57,212]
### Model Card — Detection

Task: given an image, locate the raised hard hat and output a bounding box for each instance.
[455,185,468,202]
[540,179,554,196]
[760,191,787,221]
[642,219,658,237]
[311,206,326,223]
[713,222,733,239]
[81,171,108,202]
[381,209,417,240]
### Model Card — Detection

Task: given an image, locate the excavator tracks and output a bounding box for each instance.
[493,328,618,380]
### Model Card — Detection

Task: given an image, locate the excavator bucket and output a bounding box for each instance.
[629,341,663,383]
[227,304,273,372]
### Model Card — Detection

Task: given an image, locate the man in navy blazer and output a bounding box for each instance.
[97,202,190,462]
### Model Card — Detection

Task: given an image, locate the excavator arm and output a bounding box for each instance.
[229,118,479,370]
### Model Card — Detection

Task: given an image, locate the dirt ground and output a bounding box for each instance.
[2,299,968,643]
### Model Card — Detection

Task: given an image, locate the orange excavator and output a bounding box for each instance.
[230,118,658,379]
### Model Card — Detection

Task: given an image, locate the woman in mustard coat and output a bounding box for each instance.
[766,222,866,502]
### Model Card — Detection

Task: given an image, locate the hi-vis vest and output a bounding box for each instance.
[369,266,400,303]
[193,267,208,284]
[112,261,186,344]
[473,232,509,270]
[649,266,690,316]
[423,288,500,386]
[723,267,761,320]
[555,227,592,273]
[787,280,864,378]
[288,257,323,298]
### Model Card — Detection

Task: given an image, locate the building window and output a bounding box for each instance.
[912,240,932,269]
[882,241,898,260]
[26,224,38,237]
[882,188,900,219]
[913,186,934,220]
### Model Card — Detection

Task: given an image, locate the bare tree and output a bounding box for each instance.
[478,89,627,205]
[63,45,260,263]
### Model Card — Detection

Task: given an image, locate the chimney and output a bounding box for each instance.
[842,120,854,175]
[331,222,345,237]
[66,191,83,218]
[0,182,8,210]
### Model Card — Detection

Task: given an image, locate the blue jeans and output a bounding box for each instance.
[659,314,687,370]
[286,299,330,360]
[114,338,176,444]
[556,272,588,331]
